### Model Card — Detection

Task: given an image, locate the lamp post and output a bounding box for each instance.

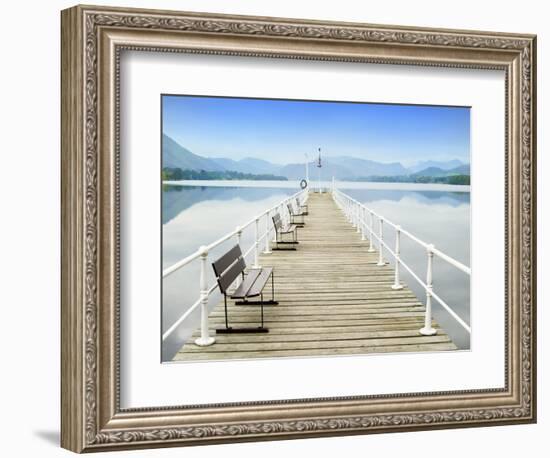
[316,147,322,194]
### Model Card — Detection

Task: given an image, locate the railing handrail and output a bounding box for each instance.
[332,187,471,335]
[163,188,306,278]
[333,188,471,275]
[162,188,308,343]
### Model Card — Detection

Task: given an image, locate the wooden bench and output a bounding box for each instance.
[272,212,299,250]
[286,202,306,227]
[212,244,277,334]
[296,196,308,215]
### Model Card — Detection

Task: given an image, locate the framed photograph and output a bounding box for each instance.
[61,4,537,453]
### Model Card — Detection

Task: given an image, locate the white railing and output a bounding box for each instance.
[162,188,309,346]
[332,187,471,336]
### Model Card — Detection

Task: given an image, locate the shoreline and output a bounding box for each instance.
[163,180,471,193]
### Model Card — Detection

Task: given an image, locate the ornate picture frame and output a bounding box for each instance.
[61,4,536,453]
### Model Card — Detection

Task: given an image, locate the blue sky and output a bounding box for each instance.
[162,95,470,166]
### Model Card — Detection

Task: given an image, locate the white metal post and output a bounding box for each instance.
[377,218,385,266]
[368,211,375,252]
[420,244,437,335]
[254,217,260,268]
[263,211,272,254]
[392,226,403,290]
[236,226,242,246]
[361,206,366,241]
[235,226,243,287]
[194,247,215,347]
[356,203,361,233]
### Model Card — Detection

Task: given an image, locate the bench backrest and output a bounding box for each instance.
[212,244,246,294]
[286,202,295,215]
[272,213,283,232]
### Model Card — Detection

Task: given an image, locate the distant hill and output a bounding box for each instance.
[162,134,225,172]
[279,161,352,181]
[411,166,449,178]
[412,163,470,178]
[211,157,281,175]
[162,134,469,181]
[409,159,464,173]
[449,164,470,175]
[330,156,408,177]
[280,157,408,180]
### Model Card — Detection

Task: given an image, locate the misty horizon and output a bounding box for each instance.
[162,133,469,169]
[162,95,471,166]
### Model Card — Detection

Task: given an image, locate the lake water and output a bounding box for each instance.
[162,181,470,361]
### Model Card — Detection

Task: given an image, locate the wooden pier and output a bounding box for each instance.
[174,192,457,361]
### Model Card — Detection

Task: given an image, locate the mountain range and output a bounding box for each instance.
[162,134,469,180]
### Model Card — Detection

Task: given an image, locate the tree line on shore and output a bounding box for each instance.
[162,167,288,181]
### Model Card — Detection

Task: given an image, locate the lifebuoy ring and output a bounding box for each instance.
[300,179,308,189]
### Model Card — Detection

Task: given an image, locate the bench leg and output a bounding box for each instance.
[272,236,297,250]
[291,214,305,226]
[216,327,268,334]
[234,299,278,305]
[292,217,305,227]
[216,293,270,333]
[260,292,264,327]
[223,294,229,329]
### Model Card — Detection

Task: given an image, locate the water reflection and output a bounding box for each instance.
[162,185,297,360]
[162,183,471,361]
[162,185,300,225]
[344,188,470,350]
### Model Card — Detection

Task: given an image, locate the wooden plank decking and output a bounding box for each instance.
[174,192,456,361]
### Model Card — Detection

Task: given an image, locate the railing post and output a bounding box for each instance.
[194,246,215,346]
[253,217,260,268]
[263,211,272,254]
[420,244,437,336]
[235,226,243,287]
[392,226,403,290]
[377,218,385,266]
[356,203,361,233]
[361,206,366,240]
[368,211,375,252]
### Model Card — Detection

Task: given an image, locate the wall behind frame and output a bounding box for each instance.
[0,1,544,457]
